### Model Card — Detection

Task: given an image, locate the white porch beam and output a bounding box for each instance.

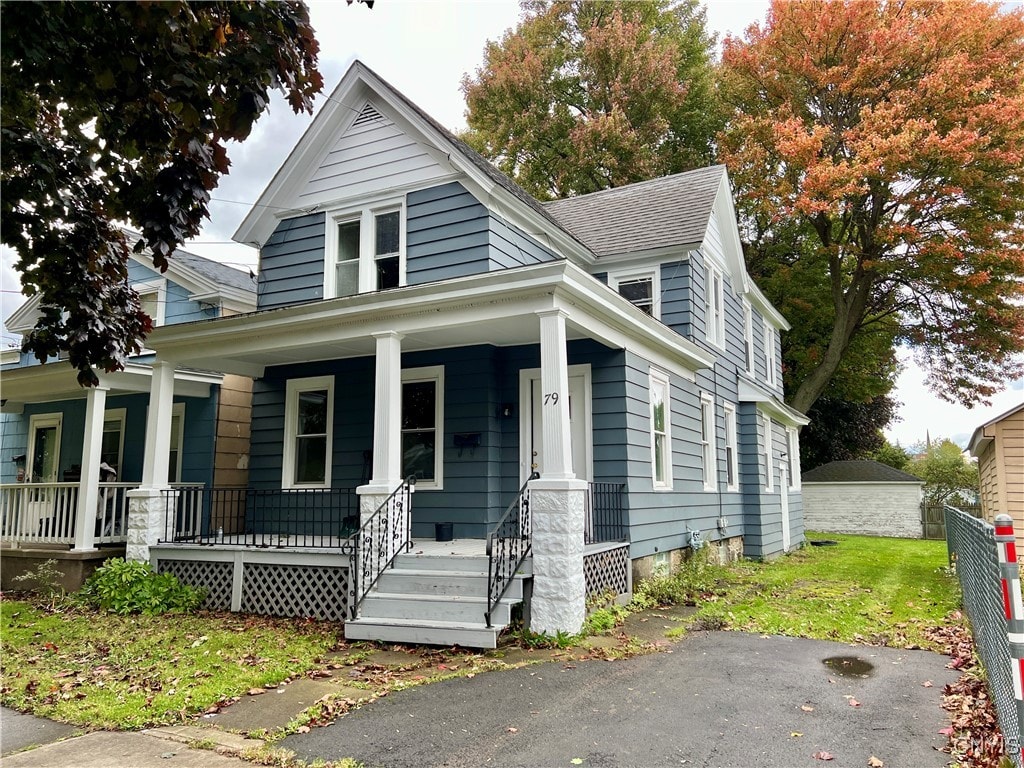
[368,331,404,488]
[72,385,107,551]
[141,361,176,489]
[537,309,574,481]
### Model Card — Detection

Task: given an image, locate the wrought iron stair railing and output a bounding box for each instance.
[485,471,539,627]
[351,476,416,620]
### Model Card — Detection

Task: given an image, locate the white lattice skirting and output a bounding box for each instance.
[153,546,352,621]
[583,542,631,601]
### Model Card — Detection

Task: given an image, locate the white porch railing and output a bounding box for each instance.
[1,481,202,548]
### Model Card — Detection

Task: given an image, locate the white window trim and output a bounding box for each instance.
[134,278,167,327]
[704,264,725,349]
[649,368,672,490]
[402,365,444,490]
[282,375,334,490]
[763,413,775,492]
[609,267,661,320]
[743,300,755,376]
[102,408,127,477]
[764,323,777,388]
[700,392,717,492]
[323,197,407,299]
[787,427,801,490]
[724,403,738,492]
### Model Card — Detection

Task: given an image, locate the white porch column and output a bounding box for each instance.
[537,309,574,480]
[127,360,176,562]
[358,332,405,524]
[71,385,107,551]
[530,309,587,636]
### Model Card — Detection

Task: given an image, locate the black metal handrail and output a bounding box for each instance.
[351,476,416,619]
[485,471,539,627]
[158,486,357,549]
[585,482,627,544]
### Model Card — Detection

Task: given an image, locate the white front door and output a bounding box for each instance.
[520,366,592,482]
[780,466,791,551]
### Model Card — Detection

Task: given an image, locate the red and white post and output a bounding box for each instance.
[994,514,1024,763]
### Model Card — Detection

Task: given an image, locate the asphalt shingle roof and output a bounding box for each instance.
[802,460,923,484]
[172,248,255,295]
[543,165,726,258]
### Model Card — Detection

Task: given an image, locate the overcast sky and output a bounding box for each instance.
[2,0,1020,448]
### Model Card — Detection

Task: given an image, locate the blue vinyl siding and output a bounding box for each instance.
[659,258,691,333]
[0,413,28,483]
[406,183,490,284]
[127,261,214,326]
[488,216,559,268]
[257,212,326,310]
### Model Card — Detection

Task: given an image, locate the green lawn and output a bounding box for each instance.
[0,605,343,729]
[687,533,960,649]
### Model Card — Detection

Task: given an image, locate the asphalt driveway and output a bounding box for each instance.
[282,631,957,768]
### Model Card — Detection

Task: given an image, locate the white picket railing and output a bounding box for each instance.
[0,481,203,548]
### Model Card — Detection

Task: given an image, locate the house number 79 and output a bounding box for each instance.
[543,392,560,405]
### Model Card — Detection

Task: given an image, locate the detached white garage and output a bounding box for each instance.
[801,460,926,538]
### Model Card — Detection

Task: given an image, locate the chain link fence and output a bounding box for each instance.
[945,506,1022,766]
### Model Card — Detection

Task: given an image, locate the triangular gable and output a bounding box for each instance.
[234,60,592,263]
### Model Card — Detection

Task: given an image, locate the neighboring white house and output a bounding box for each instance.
[801,460,925,538]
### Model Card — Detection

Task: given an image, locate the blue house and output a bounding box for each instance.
[0,234,256,585]
[129,61,807,647]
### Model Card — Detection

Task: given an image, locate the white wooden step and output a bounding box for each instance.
[359,592,513,625]
[375,569,524,600]
[394,554,493,573]
[344,617,502,649]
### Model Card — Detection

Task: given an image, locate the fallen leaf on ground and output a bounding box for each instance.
[813,751,835,761]
[868,757,884,767]
[571,760,584,765]
[848,698,861,707]
[791,732,803,738]
[507,727,518,733]
[248,688,265,696]
[922,680,933,688]
[801,705,814,712]
[296,726,311,734]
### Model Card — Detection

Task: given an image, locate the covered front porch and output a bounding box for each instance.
[129,262,708,642]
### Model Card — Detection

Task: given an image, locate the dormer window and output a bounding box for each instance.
[325,200,406,299]
[609,268,660,319]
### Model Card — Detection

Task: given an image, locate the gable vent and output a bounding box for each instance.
[352,103,384,128]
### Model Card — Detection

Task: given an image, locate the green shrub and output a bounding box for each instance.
[80,558,206,615]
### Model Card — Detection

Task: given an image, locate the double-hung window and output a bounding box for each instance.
[787,427,801,489]
[402,366,444,489]
[610,269,660,318]
[700,393,716,491]
[763,414,774,492]
[283,376,334,488]
[649,369,671,488]
[764,324,778,388]
[704,264,724,347]
[724,403,738,492]
[327,202,405,298]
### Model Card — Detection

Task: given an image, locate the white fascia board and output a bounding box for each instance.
[710,172,749,294]
[4,293,41,334]
[149,261,572,354]
[739,378,810,426]
[591,245,696,270]
[746,279,790,331]
[148,260,714,378]
[968,427,993,458]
